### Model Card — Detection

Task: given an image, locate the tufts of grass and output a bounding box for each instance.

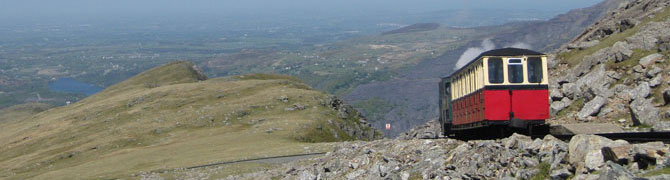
[634,124,653,129]
[606,49,658,88]
[556,98,585,118]
[605,49,657,71]
[558,25,642,67]
[294,102,377,142]
[643,167,670,177]
[649,6,670,22]
[652,84,667,105]
[294,122,354,143]
[558,7,670,67]
[530,162,551,180]
[409,171,423,180]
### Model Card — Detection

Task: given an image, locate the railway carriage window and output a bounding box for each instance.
[507,58,523,83]
[488,58,503,83]
[472,68,476,90]
[472,67,476,89]
[445,83,450,96]
[457,75,461,98]
[468,69,475,94]
[527,57,543,83]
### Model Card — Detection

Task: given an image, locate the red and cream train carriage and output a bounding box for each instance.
[439,48,550,137]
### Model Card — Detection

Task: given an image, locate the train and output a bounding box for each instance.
[439,48,550,138]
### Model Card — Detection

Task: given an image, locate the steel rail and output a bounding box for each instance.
[185,152,327,169]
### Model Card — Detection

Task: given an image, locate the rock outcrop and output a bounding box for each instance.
[319,95,382,141]
[397,118,441,140]
[551,0,670,130]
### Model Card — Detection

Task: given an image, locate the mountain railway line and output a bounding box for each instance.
[438,126,670,144]
[184,152,327,170]
[551,131,670,144]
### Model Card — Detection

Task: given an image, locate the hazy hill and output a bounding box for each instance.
[0,61,379,179]
[382,23,440,35]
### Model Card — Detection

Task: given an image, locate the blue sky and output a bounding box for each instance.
[2,0,604,17]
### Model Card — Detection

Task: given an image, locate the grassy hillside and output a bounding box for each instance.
[0,103,51,124]
[0,61,378,179]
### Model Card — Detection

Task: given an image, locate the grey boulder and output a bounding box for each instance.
[639,53,664,67]
[629,98,660,127]
[577,96,607,120]
[628,82,651,102]
[597,161,635,180]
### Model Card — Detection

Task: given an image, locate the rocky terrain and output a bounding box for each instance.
[550,0,670,130]
[220,134,670,180]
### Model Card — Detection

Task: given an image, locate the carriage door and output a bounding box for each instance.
[441,80,452,133]
[511,57,550,120]
[507,58,524,120]
[444,82,452,124]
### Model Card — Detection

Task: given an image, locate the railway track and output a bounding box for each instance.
[441,124,670,143]
[144,152,326,175]
[184,152,326,170]
[552,131,670,143]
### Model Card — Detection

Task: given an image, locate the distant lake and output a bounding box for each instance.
[49,78,103,96]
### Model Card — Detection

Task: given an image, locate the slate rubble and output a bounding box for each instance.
[225,134,670,180]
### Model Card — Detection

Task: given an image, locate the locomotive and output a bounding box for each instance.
[439,48,550,138]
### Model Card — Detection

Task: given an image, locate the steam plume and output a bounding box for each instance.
[454,39,495,70]
[507,42,532,49]
[453,40,533,70]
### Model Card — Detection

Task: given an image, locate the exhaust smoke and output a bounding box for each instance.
[453,40,532,70]
[454,39,495,70]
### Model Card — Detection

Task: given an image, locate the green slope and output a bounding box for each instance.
[0,61,378,179]
[0,103,51,124]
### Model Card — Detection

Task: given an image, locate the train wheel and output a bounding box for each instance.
[498,127,511,139]
[442,123,451,137]
[528,124,549,138]
[452,130,461,139]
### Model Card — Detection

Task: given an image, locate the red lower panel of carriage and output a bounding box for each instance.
[452,88,549,126]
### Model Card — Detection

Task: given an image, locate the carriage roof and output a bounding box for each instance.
[445,48,545,78]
